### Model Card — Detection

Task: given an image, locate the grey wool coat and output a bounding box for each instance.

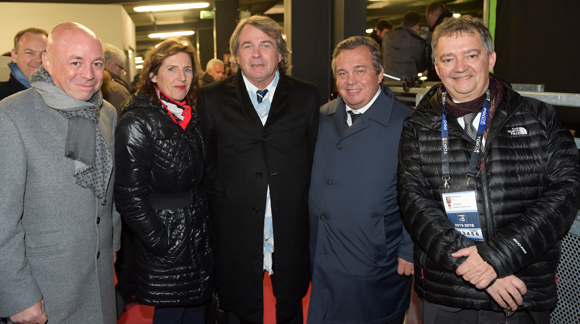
[0,69,121,323]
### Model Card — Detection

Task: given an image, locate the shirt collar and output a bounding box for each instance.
[345,87,382,114]
[242,70,280,106]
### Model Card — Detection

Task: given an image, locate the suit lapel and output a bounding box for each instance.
[264,74,286,128]
[342,85,394,139]
[235,73,264,133]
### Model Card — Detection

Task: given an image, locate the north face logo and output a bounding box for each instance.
[507,127,528,136]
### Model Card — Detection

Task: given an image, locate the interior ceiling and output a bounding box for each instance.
[10,0,483,57]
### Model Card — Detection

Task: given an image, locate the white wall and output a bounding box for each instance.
[0,2,136,81]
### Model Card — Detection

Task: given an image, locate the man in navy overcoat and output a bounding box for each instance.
[308,36,414,324]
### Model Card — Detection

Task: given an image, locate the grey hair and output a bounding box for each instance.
[331,36,383,78]
[432,15,494,62]
[103,43,126,66]
[205,58,225,72]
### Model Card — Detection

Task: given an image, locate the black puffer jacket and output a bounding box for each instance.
[115,91,214,306]
[398,81,580,311]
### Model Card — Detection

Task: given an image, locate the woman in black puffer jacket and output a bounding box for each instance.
[115,38,213,323]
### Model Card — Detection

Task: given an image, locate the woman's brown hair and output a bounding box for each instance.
[139,37,201,106]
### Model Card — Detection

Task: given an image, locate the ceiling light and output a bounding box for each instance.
[134,2,210,12]
[148,31,195,38]
[366,29,373,34]
[453,13,461,18]
[136,65,143,69]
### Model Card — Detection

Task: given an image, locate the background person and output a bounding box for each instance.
[0,27,47,101]
[102,43,131,118]
[0,22,119,324]
[369,18,393,46]
[382,11,427,80]
[425,2,453,81]
[398,16,580,324]
[114,38,214,324]
[200,58,225,86]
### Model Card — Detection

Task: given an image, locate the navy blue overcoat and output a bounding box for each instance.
[308,85,414,323]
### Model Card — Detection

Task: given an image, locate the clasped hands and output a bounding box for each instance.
[452,246,527,311]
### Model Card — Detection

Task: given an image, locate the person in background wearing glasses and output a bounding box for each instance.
[398,16,580,324]
[102,43,131,119]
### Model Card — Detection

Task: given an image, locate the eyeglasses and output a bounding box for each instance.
[114,63,127,76]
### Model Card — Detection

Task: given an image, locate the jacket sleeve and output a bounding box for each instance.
[0,110,43,317]
[114,111,170,256]
[477,102,580,277]
[397,116,477,272]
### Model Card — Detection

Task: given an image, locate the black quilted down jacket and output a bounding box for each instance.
[398,81,580,311]
[114,91,214,306]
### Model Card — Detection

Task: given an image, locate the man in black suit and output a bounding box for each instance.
[197,15,319,324]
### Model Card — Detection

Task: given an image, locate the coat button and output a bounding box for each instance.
[97,251,100,259]
[261,136,268,143]
[337,144,342,150]
[256,171,262,178]
[327,179,332,185]
[320,215,325,221]
[96,217,100,224]
[252,207,259,214]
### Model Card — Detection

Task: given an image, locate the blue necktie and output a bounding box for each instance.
[257,89,268,104]
[348,110,362,124]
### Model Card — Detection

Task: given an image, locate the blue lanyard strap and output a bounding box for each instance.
[441,89,491,187]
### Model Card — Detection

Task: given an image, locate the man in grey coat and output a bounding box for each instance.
[0,22,120,324]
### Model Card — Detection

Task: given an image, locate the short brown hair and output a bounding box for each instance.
[402,11,421,28]
[229,15,289,74]
[140,38,201,106]
[13,28,48,53]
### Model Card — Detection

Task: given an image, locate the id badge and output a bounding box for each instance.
[441,186,484,242]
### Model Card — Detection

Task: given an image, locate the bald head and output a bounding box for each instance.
[43,22,105,101]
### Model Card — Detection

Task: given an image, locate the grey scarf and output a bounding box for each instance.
[30,66,113,204]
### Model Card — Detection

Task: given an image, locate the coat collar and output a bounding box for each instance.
[233,70,287,132]
[328,84,396,139]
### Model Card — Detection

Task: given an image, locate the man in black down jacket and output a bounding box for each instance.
[398,16,580,324]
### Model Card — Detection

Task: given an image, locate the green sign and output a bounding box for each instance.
[200,10,214,19]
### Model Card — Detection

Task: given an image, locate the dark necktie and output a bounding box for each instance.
[463,112,478,140]
[348,111,362,124]
[256,89,268,104]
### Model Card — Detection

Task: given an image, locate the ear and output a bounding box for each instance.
[11,49,17,63]
[150,72,157,84]
[107,61,116,70]
[278,52,282,63]
[42,52,52,75]
[488,52,497,72]
[434,59,440,78]
[377,67,384,84]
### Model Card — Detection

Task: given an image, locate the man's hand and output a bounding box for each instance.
[452,246,497,289]
[9,299,47,324]
[397,257,414,276]
[113,252,117,264]
[486,275,527,311]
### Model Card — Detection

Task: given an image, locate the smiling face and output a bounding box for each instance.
[434,32,496,102]
[150,52,193,102]
[335,45,383,110]
[43,30,104,101]
[236,24,281,89]
[12,32,47,79]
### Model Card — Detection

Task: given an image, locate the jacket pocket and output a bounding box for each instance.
[25,229,63,257]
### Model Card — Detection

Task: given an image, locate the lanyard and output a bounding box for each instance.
[441,89,491,188]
